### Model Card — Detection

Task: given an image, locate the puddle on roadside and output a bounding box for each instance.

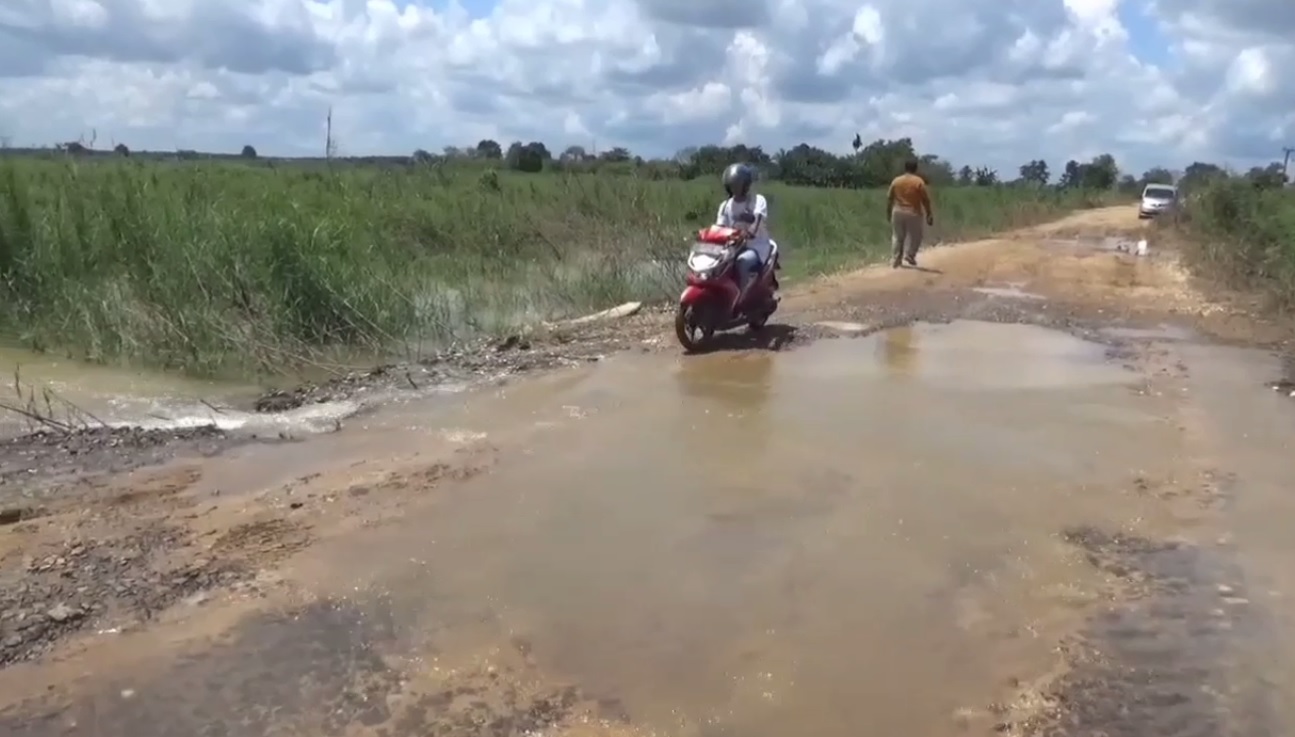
[1099,324,1194,342]
[0,345,384,439]
[184,320,1136,492]
[1,320,1264,737]
[813,320,871,333]
[847,320,1130,390]
[972,284,1047,300]
[0,346,252,438]
[1040,236,1138,253]
[0,343,486,441]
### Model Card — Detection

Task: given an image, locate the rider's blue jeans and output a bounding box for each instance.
[735,250,761,291]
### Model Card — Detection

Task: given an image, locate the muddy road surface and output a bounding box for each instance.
[2,206,1295,736]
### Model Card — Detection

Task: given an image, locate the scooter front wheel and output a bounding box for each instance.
[675,304,714,352]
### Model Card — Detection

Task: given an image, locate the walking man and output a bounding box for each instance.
[886,159,934,267]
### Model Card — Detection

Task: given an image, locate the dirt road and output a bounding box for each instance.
[2,205,1294,736]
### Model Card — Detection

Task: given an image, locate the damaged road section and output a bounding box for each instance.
[0,307,662,503]
[0,595,636,737]
[0,425,272,535]
[0,524,249,667]
[1,459,311,670]
[999,525,1275,736]
[0,426,239,491]
[252,308,654,413]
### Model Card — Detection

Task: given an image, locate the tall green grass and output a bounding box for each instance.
[0,158,1106,376]
[1164,179,1295,311]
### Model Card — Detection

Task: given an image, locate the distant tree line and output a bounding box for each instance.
[2,132,1289,191]
[430,135,1290,192]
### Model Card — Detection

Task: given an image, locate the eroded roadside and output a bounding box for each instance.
[1,205,1294,736]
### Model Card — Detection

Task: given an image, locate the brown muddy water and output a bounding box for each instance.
[3,320,1295,736]
[0,344,465,440]
[0,344,254,431]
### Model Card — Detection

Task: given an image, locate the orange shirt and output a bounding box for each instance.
[888,173,931,214]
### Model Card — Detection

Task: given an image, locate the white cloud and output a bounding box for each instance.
[0,0,1291,173]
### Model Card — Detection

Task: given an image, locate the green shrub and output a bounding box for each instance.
[1166,178,1295,309]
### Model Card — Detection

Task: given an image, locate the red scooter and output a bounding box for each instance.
[674,225,780,352]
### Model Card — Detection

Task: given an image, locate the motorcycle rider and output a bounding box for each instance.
[715,163,773,304]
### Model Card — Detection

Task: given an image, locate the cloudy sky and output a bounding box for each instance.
[0,0,1291,173]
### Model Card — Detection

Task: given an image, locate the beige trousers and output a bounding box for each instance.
[890,208,924,261]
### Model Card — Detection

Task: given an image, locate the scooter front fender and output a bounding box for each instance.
[680,281,740,309]
[679,284,709,305]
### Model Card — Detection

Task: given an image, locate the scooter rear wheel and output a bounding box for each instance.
[747,294,777,331]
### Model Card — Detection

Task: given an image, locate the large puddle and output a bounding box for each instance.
[4,320,1293,736]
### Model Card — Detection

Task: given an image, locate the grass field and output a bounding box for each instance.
[1166,179,1295,312]
[0,158,1110,376]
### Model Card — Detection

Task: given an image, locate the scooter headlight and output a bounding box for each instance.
[688,252,719,275]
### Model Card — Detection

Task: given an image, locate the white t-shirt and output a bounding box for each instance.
[715,194,772,263]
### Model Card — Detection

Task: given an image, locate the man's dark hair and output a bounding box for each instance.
[903,158,919,173]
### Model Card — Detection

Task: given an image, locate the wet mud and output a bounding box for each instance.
[998,525,1273,737]
[252,319,653,413]
[0,595,622,737]
[1270,353,1295,397]
[0,523,249,667]
[0,459,313,670]
[0,425,245,494]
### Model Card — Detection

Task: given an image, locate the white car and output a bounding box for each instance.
[1138,183,1177,219]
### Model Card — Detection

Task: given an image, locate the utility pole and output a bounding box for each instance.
[325,106,334,159]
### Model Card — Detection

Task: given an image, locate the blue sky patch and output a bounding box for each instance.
[1118,0,1172,66]
[414,0,497,18]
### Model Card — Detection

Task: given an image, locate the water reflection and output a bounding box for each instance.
[673,353,775,417]
[879,325,919,379]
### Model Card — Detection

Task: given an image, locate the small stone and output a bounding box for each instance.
[46,604,82,623]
